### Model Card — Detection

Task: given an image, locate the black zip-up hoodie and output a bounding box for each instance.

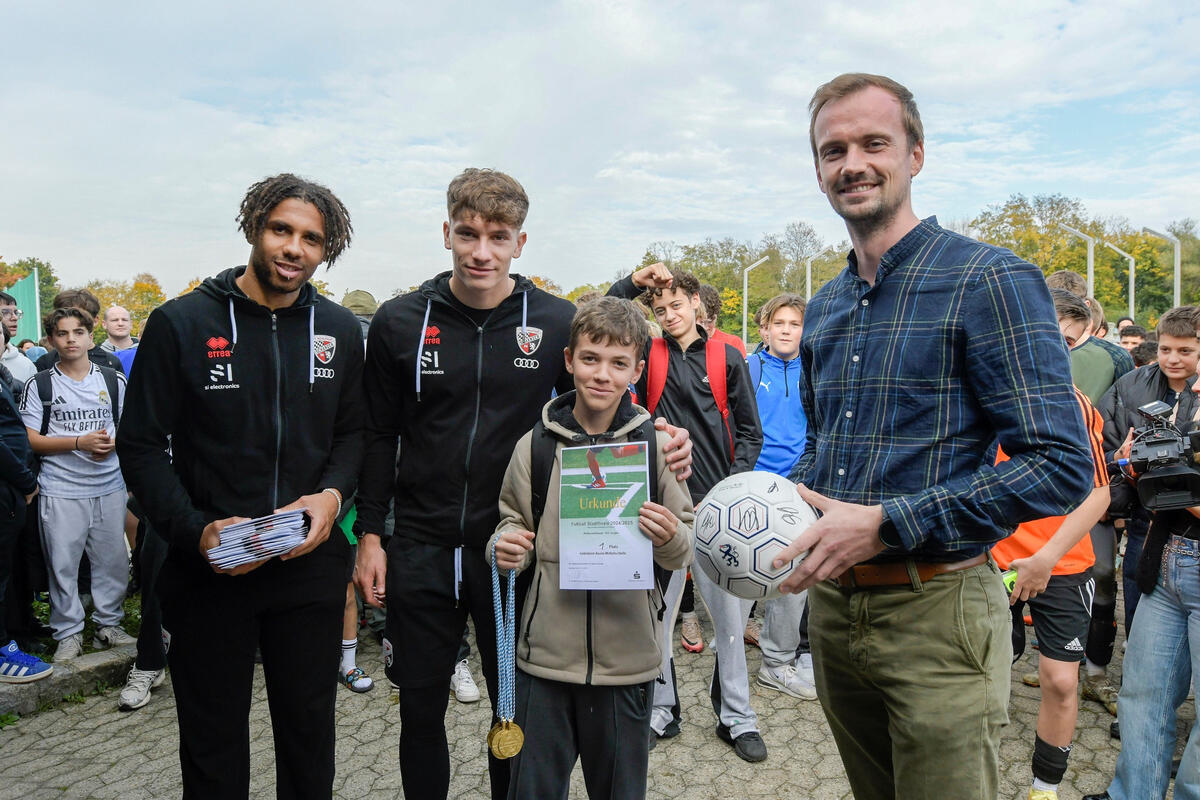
[116,267,365,565]
[357,272,576,549]
[607,275,762,502]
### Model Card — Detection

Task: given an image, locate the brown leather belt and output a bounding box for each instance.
[832,553,989,590]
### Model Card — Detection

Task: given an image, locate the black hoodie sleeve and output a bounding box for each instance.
[606,275,641,301]
[315,314,365,502]
[357,304,406,536]
[725,344,762,473]
[116,308,210,555]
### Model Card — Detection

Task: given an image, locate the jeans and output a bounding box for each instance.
[1107,535,1200,800]
[1123,521,1147,635]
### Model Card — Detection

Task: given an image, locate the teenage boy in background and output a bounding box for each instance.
[747,293,815,701]
[607,264,765,762]
[22,307,132,662]
[994,290,1111,800]
[490,296,694,799]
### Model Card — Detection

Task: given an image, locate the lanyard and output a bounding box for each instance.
[488,543,523,759]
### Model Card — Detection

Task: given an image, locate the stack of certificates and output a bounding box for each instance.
[207,509,309,569]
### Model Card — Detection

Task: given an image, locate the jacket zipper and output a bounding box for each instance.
[784,359,791,398]
[270,312,282,509]
[456,324,486,603]
[523,572,543,656]
[585,590,594,684]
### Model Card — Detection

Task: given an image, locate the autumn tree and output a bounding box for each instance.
[85,273,167,343]
[528,275,564,297]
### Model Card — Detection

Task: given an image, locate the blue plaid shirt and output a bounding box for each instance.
[793,218,1093,561]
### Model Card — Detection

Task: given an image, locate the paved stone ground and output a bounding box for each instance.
[0,606,1181,799]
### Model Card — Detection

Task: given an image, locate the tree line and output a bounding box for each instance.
[4,193,1196,346]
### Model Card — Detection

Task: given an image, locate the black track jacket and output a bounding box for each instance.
[117,267,365,565]
[607,276,761,502]
[357,272,575,549]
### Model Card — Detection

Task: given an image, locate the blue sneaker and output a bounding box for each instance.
[0,639,53,683]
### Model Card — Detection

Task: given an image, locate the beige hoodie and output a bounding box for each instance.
[488,393,694,686]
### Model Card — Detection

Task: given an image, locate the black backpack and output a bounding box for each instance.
[527,416,671,617]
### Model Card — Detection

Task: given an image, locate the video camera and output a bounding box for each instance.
[1125,400,1200,511]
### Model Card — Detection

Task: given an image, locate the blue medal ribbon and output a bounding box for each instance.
[490,542,516,722]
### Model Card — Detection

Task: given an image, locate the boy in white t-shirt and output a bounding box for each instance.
[21,307,131,662]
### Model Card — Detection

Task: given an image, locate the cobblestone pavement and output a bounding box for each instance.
[0,609,1177,800]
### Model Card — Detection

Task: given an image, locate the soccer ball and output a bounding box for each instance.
[693,471,817,600]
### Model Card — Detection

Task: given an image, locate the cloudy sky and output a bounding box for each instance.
[1,1,1197,302]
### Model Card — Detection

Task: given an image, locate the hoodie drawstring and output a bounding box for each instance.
[308,305,315,393]
[454,546,463,604]
[228,298,239,351]
[521,290,529,343]
[415,298,432,402]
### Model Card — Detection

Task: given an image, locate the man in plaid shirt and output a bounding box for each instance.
[774,73,1095,800]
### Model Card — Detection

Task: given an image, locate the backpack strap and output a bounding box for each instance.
[35,370,54,436]
[645,338,669,415]
[529,420,557,536]
[98,366,121,428]
[705,339,734,462]
[747,352,764,393]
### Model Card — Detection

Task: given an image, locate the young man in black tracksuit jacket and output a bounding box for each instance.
[354,169,694,800]
[116,176,364,800]
[607,265,765,762]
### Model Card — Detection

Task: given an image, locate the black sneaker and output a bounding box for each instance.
[716,723,767,763]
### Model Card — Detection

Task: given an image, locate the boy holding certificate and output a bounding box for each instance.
[490,297,694,799]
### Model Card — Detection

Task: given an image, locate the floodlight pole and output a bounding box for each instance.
[1059,223,1095,297]
[1144,227,1182,308]
[803,246,837,301]
[742,255,769,343]
[1103,241,1136,320]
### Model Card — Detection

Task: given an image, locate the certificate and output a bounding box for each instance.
[558,442,652,590]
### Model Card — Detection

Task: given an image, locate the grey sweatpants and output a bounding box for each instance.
[39,491,128,639]
[760,588,807,668]
[650,568,687,734]
[694,565,759,737]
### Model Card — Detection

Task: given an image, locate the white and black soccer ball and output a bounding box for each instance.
[693,471,818,600]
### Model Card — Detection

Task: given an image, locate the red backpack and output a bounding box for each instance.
[634,337,734,463]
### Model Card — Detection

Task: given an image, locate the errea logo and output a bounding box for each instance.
[207,336,231,359]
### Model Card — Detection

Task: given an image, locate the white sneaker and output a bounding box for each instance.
[119,667,165,711]
[94,625,136,649]
[53,633,84,662]
[757,663,817,700]
[450,659,480,703]
[796,652,815,686]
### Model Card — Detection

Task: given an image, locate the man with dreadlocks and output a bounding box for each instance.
[117,173,365,799]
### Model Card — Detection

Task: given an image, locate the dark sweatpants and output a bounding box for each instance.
[507,671,654,800]
[134,518,168,671]
[0,485,28,642]
[383,537,511,800]
[160,535,349,800]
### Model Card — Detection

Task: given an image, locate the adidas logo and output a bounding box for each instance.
[1064,637,1084,652]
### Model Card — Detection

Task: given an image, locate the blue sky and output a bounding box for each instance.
[1,1,1196,302]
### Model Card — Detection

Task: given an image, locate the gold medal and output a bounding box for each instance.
[487,721,501,752]
[488,720,524,759]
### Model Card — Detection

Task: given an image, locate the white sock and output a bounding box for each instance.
[340,639,357,673]
[1084,658,1104,678]
[1031,777,1058,792]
